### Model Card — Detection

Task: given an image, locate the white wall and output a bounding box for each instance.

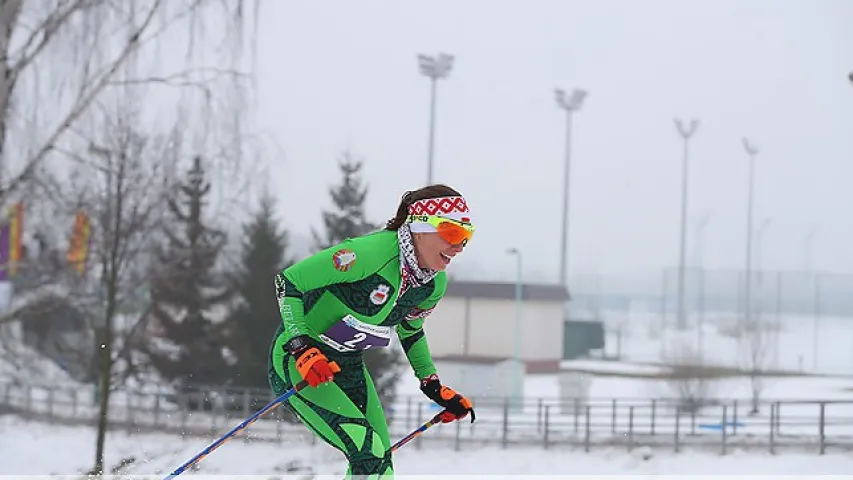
[422,296,564,362]
[432,358,524,400]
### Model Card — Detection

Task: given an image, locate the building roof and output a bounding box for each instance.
[445,279,570,302]
[432,354,561,373]
[433,354,513,365]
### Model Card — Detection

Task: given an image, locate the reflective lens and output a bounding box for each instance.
[435,218,474,246]
[406,214,476,246]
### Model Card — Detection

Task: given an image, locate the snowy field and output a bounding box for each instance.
[573,309,853,376]
[3,368,853,477]
[3,310,853,476]
[3,414,853,477]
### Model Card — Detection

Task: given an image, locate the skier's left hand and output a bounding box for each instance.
[420,374,476,423]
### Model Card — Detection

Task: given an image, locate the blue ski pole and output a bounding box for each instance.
[389,412,444,452]
[162,362,340,480]
[390,406,475,452]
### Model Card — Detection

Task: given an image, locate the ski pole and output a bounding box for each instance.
[389,412,444,452]
[162,362,340,480]
[390,406,475,452]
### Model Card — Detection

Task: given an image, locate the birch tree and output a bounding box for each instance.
[0,0,260,204]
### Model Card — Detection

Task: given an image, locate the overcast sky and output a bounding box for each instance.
[249,0,853,292]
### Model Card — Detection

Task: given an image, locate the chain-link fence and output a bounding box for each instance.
[566,268,853,322]
[658,268,853,322]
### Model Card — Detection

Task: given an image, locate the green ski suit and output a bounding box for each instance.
[268,229,445,478]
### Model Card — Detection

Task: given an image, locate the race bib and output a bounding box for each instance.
[319,315,392,352]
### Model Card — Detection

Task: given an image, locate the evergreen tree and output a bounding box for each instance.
[311,150,377,251]
[313,150,402,408]
[144,156,232,391]
[220,190,293,393]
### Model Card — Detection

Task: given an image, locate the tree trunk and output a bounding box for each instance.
[92,217,121,474]
[92,326,111,474]
[92,290,116,475]
[0,0,23,188]
[750,373,760,415]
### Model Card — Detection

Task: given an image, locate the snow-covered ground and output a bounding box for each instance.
[522,367,853,402]
[4,367,853,477]
[2,415,853,476]
[3,306,853,476]
[582,309,853,376]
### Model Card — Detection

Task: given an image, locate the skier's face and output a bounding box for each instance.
[413,232,464,271]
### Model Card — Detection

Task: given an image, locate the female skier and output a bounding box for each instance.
[268,183,476,478]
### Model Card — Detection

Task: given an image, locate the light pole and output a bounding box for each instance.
[693,211,711,359]
[674,118,700,330]
[756,217,771,329]
[555,87,587,289]
[756,218,771,283]
[507,247,523,409]
[417,52,454,185]
[742,138,759,332]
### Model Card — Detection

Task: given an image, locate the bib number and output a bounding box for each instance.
[319,315,392,353]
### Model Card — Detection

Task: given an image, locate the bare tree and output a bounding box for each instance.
[660,339,718,414]
[739,316,775,415]
[0,0,260,204]
[43,104,178,474]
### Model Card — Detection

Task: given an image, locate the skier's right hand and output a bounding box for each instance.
[294,346,340,387]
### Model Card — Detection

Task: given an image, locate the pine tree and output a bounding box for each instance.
[221,190,293,393]
[313,150,402,408]
[144,156,232,392]
[311,150,377,251]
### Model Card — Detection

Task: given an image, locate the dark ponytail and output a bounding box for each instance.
[385,191,414,230]
[384,184,462,231]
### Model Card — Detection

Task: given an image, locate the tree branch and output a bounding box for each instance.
[0,0,163,200]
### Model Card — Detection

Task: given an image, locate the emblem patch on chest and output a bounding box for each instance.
[332,249,356,272]
[370,284,391,305]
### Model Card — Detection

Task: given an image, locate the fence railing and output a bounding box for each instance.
[2,382,852,455]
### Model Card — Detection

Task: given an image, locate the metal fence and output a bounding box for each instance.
[2,382,852,455]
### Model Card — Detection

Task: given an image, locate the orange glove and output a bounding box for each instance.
[420,374,476,423]
[294,347,339,387]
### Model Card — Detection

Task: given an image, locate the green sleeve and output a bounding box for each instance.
[396,273,447,380]
[276,234,391,343]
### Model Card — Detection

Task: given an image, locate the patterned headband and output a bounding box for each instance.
[406,195,472,234]
[407,196,470,217]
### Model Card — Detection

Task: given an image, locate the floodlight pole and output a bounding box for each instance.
[418,53,454,185]
[674,118,699,330]
[742,138,759,333]
[555,88,588,290]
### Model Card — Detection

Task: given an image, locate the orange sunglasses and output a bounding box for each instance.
[409,214,475,246]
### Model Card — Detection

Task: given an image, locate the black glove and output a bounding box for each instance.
[420,374,476,423]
